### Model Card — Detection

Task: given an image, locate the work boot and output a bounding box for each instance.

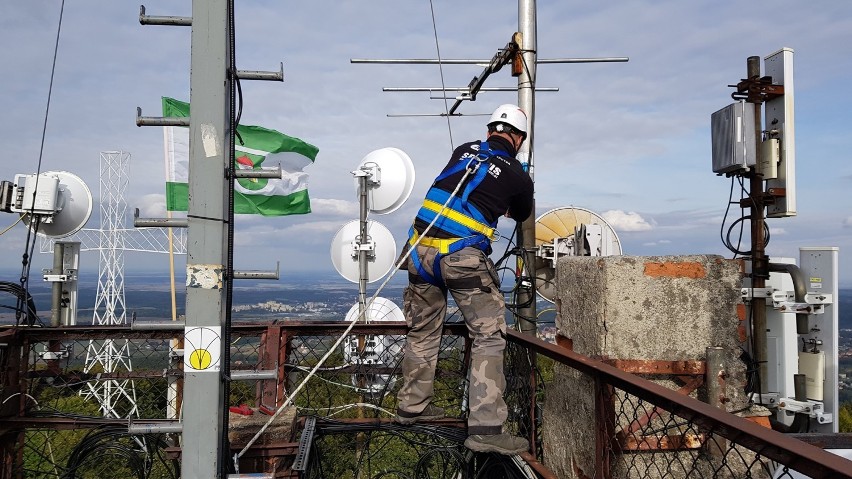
[464,434,529,455]
[394,404,446,425]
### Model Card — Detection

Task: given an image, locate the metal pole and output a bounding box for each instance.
[705,346,727,457]
[358,175,369,319]
[182,0,230,476]
[517,0,537,335]
[746,56,768,395]
[50,243,63,327]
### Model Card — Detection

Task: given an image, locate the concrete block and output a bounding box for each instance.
[542,255,749,478]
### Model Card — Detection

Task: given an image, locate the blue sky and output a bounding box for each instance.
[0,1,850,285]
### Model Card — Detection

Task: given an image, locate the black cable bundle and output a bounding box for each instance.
[62,425,178,479]
[0,280,39,326]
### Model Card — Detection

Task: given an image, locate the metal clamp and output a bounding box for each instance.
[741,287,774,300]
[42,268,78,283]
[779,397,833,424]
[770,291,833,315]
[352,239,376,256]
[357,162,381,187]
[750,392,780,407]
[39,345,71,361]
[535,237,575,267]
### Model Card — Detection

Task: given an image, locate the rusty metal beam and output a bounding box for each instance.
[4,322,470,340]
[506,329,852,479]
[519,451,559,479]
[27,369,182,381]
[602,359,705,376]
[789,434,852,449]
[594,376,614,479]
[620,433,704,452]
[258,326,281,409]
[165,442,300,460]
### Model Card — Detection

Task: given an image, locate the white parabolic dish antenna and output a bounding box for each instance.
[24,171,93,238]
[356,147,415,215]
[343,297,405,395]
[534,206,622,303]
[330,220,397,283]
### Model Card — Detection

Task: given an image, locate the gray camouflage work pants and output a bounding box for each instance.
[397,244,508,435]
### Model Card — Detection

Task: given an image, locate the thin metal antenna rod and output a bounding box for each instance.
[386,113,489,118]
[539,57,628,63]
[383,87,558,92]
[352,57,628,64]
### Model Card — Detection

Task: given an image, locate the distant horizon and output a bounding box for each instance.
[1,265,849,287]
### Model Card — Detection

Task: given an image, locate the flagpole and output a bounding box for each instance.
[163,107,183,423]
[168,211,178,324]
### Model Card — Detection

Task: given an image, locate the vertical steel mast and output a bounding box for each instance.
[82,151,139,419]
[517,0,538,334]
[182,0,231,476]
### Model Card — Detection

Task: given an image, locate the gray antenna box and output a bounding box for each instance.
[711,101,756,174]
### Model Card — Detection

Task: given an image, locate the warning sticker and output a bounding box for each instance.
[184,326,222,372]
[810,277,823,289]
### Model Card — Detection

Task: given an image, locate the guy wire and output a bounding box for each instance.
[18,0,65,326]
[428,0,454,151]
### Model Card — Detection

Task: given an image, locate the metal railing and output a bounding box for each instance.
[1,324,851,478]
[508,330,852,479]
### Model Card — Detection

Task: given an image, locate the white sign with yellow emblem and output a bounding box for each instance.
[184,326,222,372]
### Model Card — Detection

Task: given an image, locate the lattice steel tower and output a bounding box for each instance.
[81,151,138,418]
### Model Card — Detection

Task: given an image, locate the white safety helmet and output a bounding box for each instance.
[487,104,528,138]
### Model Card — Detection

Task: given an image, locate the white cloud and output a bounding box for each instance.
[2,2,851,277]
[642,239,670,247]
[135,194,166,218]
[602,210,653,232]
[769,227,787,236]
[310,198,358,216]
[286,221,348,235]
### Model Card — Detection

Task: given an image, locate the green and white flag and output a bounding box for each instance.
[162,97,318,216]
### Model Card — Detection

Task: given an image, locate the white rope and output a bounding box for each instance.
[234,163,481,465]
[297,402,396,419]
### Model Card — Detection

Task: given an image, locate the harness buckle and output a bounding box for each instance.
[465,153,489,173]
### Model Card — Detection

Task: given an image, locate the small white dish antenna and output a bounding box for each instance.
[343,297,405,395]
[534,206,622,303]
[355,147,415,215]
[21,171,93,238]
[330,220,397,283]
[344,297,406,324]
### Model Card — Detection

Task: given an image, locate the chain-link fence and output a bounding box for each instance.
[3,325,851,478]
[509,330,852,479]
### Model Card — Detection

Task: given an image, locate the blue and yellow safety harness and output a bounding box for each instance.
[408,141,507,288]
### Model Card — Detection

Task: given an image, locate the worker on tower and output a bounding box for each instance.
[395,104,534,455]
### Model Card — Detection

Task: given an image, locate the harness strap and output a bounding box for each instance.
[408,141,507,288]
[408,229,491,288]
[420,199,495,239]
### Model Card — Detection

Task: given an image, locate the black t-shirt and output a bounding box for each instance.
[414,135,534,238]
